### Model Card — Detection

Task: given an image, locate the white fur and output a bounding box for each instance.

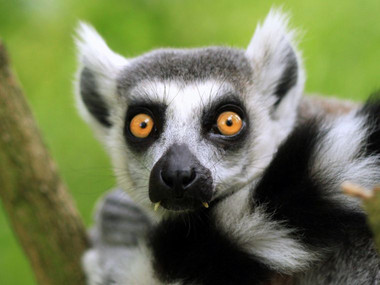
[107,79,287,214]
[75,22,128,140]
[75,22,128,77]
[312,113,380,207]
[83,246,159,285]
[83,245,187,285]
[215,187,319,273]
[246,9,305,142]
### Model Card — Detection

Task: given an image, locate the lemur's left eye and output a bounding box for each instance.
[217,111,243,136]
[130,113,154,138]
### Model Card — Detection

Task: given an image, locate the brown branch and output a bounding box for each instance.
[0,40,88,284]
[342,182,380,250]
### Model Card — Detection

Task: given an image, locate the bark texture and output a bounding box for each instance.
[0,40,88,285]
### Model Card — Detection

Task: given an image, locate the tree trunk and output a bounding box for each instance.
[0,40,88,285]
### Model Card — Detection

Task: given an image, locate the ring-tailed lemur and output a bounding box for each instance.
[75,10,380,285]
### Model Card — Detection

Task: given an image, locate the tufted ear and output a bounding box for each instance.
[246,10,305,122]
[74,22,128,140]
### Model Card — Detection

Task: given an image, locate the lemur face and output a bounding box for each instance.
[118,48,256,211]
[75,11,305,213]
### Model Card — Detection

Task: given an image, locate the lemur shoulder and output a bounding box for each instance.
[74,10,380,285]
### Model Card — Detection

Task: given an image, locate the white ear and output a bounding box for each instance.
[74,22,128,139]
[246,9,305,122]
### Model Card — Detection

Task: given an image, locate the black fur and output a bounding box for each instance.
[149,209,272,285]
[80,68,112,127]
[273,48,298,106]
[124,100,167,152]
[253,119,372,249]
[359,92,380,156]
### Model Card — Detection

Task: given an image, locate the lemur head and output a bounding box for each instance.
[75,10,304,213]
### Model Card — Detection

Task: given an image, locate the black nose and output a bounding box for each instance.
[161,168,197,197]
[149,144,213,211]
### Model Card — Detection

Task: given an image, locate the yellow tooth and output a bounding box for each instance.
[154,202,161,211]
[202,202,209,208]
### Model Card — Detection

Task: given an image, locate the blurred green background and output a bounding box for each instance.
[0,0,380,284]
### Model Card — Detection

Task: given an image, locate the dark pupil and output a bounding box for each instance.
[140,121,147,129]
[226,119,233,127]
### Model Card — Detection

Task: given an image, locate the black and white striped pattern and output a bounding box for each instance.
[83,95,380,284]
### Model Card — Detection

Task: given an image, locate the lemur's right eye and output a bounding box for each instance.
[130,114,154,138]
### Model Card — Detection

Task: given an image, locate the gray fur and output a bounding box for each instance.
[117,47,253,95]
[90,189,151,247]
[84,189,154,285]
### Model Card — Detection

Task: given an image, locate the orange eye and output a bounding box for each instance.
[130,114,154,138]
[217,111,243,136]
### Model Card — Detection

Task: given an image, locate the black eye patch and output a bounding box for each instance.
[201,94,250,150]
[124,101,167,152]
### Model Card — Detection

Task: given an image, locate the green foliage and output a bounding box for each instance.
[0,0,380,284]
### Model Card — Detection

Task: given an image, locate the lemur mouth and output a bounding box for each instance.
[153,199,210,212]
